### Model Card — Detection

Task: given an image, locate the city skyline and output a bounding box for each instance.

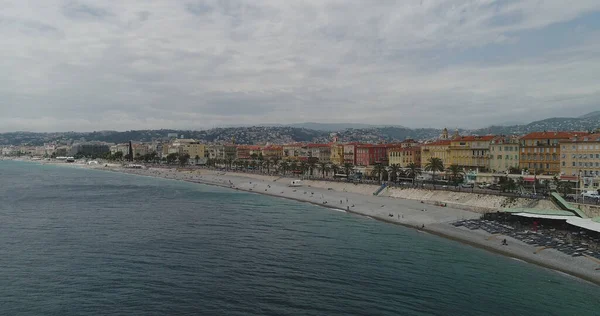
[1,1,600,132]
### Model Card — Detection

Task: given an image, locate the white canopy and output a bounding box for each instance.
[512,213,575,220]
[566,218,600,233]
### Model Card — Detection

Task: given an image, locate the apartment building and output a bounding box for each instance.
[560,133,600,190]
[421,140,451,168]
[520,131,584,175]
[489,135,520,173]
[355,144,389,166]
[448,135,495,171]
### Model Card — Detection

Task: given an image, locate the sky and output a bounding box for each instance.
[1,0,600,132]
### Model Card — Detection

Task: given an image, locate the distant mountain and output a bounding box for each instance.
[1,111,598,146]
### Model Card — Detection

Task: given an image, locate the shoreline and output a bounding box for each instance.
[7,159,600,286]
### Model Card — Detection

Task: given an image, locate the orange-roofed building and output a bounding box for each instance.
[421,140,451,168]
[261,145,283,160]
[520,131,586,175]
[236,145,262,160]
[282,143,304,161]
[306,143,331,162]
[355,144,389,166]
[448,135,496,171]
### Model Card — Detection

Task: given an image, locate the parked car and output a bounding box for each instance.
[461,183,474,188]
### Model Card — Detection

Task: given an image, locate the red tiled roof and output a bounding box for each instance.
[521,131,587,140]
[423,140,451,146]
[566,134,600,142]
[452,135,496,142]
[306,143,330,148]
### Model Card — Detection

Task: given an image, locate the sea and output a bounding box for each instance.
[1,160,599,316]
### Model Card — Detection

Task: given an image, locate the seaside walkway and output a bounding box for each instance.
[373,183,388,196]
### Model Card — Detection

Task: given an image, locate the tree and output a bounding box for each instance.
[194,155,200,165]
[371,163,386,184]
[263,159,271,174]
[307,160,317,177]
[166,153,179,164]
[447,164,463,186]
[405,162,421,185]
[279,161,289,175]
[250,153,258,160]
[318,162,330,178]
[330,163,340,177]
[508,166,521,174]
[113,151,123,161]
[299,161,308,176]
[424,157,445,186]
[343,163,354,181]
[388,164,401,183]
[178,153,190,166]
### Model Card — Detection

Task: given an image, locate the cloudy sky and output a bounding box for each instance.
[1,0,599,132]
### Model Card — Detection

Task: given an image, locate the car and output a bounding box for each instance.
[461,183,473,188]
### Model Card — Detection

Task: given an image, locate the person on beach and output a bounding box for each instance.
[502,239,508,246]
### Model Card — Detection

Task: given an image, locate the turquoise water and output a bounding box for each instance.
[0,161,599,315]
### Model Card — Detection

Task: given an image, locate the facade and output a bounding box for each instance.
[207,144,237,161]
[489,136,520,173]
[343,143,359,165]
[307,144,331,162]
[282,143,304,161]
[181,143,206,159]
[388,145,421,167]
[560,133,600,190]
[236,145,261,160]
[131,144,149,158]
[261,145,283,161]
[448,135,495,171]
[330,144,344,165]
[520,131,584,175]
[355,144,389,167]
[421,140,451,168]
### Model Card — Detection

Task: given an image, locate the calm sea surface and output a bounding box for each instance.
[1,161,599,315]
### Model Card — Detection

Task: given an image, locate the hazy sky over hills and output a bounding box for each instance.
[1,0,600,132]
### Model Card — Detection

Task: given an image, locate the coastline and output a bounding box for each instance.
[8,159,600,285]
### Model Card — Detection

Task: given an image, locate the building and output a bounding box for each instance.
[306,144,331,162]
[69,142,110,157]
[330,143,344,165]
[343,143,359,165]
[520,131,584,175]
[131,143,149,158]
[282,143,304,161]
[207,144,237,161]
[181,143,206,160]
[388,145,421,167]
[560,133,600,190]
[355,144,389,167]
[111,143,131,155]
[489,136,520,173]
[261,145,283,161]
[236,145,261,160]
[448,135,496,171]
[421,140,451,168]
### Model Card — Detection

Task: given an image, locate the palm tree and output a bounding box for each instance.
[263,159,271,174]
[330,163,340,177]
[307,160,317,177]
[279,161,289,175]
[424,157,444,186]
[371,163,386,184]
[343,163,354,181]
[178,153,191,166]
[447,164,463,186]
[194,155,200,165]
[289,161,298,176]
[388,164,401,183]
[299,161,308,177]
[318,162,330,178]
[405,162,421,185]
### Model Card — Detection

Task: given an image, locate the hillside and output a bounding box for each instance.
[1,111,598,146]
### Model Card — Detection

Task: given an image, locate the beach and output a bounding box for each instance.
[23,159,600,285]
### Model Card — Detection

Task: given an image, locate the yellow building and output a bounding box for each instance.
[283,143,304,161]
[261,145,283,160]
[181,143,206,159]
[448,135,495,171]
[489,136,520,173]
[421,140,451,168]
[330,144,344,165]
[560,133,600,190]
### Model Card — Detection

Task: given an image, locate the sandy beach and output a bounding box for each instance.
[22,159,600,285]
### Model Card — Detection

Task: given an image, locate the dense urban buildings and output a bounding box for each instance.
[4,128,600,189]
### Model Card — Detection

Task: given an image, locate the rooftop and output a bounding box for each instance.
[521,131,587,140]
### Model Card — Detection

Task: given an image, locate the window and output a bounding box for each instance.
[562,161,566,167]
[546,163,549,169]
[573,162,576,167]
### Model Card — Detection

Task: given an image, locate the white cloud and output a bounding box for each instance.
[0,0,599,131]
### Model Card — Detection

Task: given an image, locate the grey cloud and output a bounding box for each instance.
[0,0,599,132]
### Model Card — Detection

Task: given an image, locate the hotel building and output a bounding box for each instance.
[560,133,600,190]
